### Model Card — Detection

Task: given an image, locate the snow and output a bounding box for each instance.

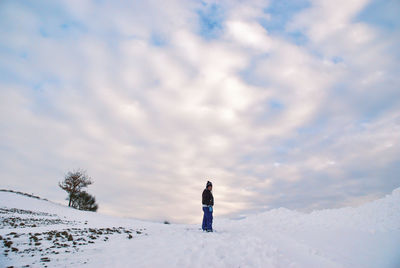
[1,188,399,268]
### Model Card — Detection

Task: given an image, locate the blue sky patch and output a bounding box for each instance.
[261,0,310,32]
[269,99,284,110]
[356,0,400,31]
[197,3,224,39]
[260,0,310,45]
[39,27,50,38]
[150,33,167,47]
[332,56,343,64]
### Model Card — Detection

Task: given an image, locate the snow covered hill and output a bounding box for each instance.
[1,188,399,268]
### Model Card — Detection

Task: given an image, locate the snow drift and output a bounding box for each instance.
[1,188,399,267]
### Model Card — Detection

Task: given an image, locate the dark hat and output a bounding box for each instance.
[206,181,212,188]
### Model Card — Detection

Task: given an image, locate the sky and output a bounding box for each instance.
[0,0,399,224]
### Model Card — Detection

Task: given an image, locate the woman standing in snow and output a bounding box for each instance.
[202,181,214,232]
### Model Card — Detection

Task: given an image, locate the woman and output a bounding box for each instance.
[202,180,214,232]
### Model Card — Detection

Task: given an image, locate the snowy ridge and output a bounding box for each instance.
[306,188,400,232]
[1,188,400,268]
[242,187,400,232]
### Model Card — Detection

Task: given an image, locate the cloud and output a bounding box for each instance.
[1,0,399,223]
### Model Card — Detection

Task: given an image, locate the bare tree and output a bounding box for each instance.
[59,169,92,207]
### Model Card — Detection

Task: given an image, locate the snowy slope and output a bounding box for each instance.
[1,188,399,268]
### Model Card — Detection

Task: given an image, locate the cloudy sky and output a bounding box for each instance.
[1,0,399,223]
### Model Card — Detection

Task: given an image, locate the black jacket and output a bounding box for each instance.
[202,189,214,206]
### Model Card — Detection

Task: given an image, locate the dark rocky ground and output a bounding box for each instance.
[1,207,146,267]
